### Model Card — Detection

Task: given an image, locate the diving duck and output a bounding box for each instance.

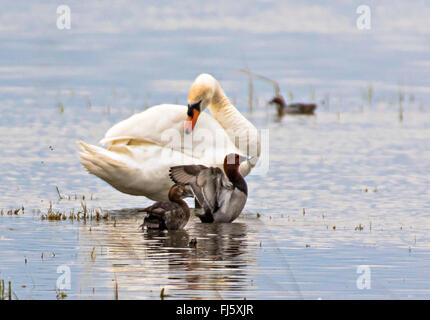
[140,184,190,230]
[78,73,260,202]
[169,153,248,223]
[269,95,317,116]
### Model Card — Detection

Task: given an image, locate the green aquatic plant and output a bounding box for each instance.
[355,224,364,231]
[114,274,119,300]
[368,83,373,105]
[0,279,13,300]
[56,186,64,200]
[57,100,64,114]
[0,207,24,216]
[40,202,109,222]
[398,84,405,122]
[160,287,171,300]
[90,247,96,261]
[56,186,95,202]
[56,290,67,300]
[0,279,4,300]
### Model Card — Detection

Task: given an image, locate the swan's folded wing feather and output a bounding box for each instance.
[100,104,187,146]
[98,105,242,168]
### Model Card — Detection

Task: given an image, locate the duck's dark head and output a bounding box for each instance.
[223,153,249,180]
[269,96,284,105]
[168,184,187,202]
[269,95,286,116]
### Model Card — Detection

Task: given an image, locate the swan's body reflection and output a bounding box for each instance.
[77,209,256,299]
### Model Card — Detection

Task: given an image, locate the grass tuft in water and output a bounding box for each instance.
[56,290,67,300]
[114,274,119,300]
[355,224,364,231]
[1,207,24,216]
[398,85,405,122]
[160,287,171,300]
[56,186,64,200]
[40,202,109,222]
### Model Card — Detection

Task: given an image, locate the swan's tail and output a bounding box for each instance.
[77,141,139,194]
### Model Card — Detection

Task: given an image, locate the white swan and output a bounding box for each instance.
[78,73,260,201]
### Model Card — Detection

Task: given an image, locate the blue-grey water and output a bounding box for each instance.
[1,1,430,299]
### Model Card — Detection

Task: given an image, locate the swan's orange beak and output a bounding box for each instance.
[185,109,200,134]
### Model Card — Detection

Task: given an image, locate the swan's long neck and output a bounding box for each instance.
[208,82,261,172]
[209,83,248,134]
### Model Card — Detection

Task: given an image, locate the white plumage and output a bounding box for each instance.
[78,74,260,201]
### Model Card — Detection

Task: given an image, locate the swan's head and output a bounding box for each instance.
[185,73,217,134]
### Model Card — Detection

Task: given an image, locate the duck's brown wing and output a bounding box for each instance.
[287,103,317,114]
[298,103,317,114]
[169,164,208,185]
[141,201,182,230]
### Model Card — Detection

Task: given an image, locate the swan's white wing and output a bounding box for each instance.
[100,104,187,146]
[79,141,200,201]
[100,104,241,166]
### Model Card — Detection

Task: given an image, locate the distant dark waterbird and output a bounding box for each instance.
[140,184,190,230]
[169,153,249,223]
[269,95,317,116]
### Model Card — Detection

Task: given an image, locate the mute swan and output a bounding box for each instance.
[78,73,260,201]
[170,153,248,223]
[269,95,317,116]
[140,184,190,230]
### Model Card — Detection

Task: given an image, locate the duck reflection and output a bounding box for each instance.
[142,221,250,295]
[78,210,254,299]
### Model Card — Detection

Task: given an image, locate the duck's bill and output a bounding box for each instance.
[182,185,194,198]
[184,109,200,134]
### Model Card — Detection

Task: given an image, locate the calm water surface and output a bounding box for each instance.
[1,1,430,299]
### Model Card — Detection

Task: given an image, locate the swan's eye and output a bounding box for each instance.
[187,107,193,117]
[187,101,201,116]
